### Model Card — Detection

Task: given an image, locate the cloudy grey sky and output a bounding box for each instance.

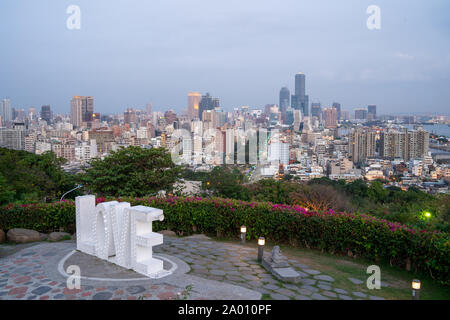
[1,0,449,115]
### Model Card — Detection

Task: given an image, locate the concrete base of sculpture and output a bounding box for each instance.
[262,246,302,283]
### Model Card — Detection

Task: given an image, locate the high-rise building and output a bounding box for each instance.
[124,108,137,125]
[83,96,94,123]
[368,105,377,120]
[164,110,178,127]
[311,103,322,119]
[188,92,202,119]
[291,73,309,116]
[380,128,429,161]
[354,108,368,120]
[279,87,290,113]
[40,105,52,124]
[332,102,341,120]
[199,93,219,121]
[349,128,376,163]
[0,98,12,123]
[285,107,294,126]
[70,96,93,128]
[323,107,338,129]
[146,103,152,116]
[70,97,83,128]
[0,123,27,150]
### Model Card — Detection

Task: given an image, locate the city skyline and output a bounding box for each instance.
[1,1,450,115]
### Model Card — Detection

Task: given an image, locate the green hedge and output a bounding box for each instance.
[1,196,449,285]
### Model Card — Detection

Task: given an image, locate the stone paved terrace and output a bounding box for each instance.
[0,234,385,300]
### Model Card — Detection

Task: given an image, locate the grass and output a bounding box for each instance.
[214,237,450,300]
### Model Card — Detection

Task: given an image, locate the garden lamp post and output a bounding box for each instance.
[412,279,421,300]
[240,226,247,244]
[60,184,83,201]
[257,237,265,262]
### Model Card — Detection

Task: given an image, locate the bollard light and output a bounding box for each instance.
[412,279,421,300]
[240,226,247,244]
[257,237,265,262]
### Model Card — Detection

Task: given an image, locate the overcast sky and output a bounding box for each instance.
[1,0,449,115]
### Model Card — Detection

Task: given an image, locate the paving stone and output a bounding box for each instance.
[247,281,264,287]
[294,263,310,269]
[276,288,297,297]
[322,291,337,298]
[300,278,316,286]
[295,271,309,278]
[126,286,146,295]
[92,292,114,300]
[314,275,335,282]
[311,293,330,300]
[282,284,301,291]
[297,288,313,296]
[255,288,272,295]
[338,294,353,300]
[352,291,367,298]
[270,293,291,300]
[210,270,226,276]
[295,295,312,300]
[300,285,319,293]
[369,296,385,300]
[348,277,364,285]
[31,286,52,296]
[317,284,332,291]
[334,288,348,294]
[263,284,281,290]
[303,269,321,275]
[242,274,260,281]
[225,275,245,282]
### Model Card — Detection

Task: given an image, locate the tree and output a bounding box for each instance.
[0,147,77,203]
[79,146,181,197]
[290,184,350,212]
[202,166,249,200]
[0,173,15,205]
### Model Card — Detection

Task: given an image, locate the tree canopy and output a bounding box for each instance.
[0,147,77,204]
[79,146,181,197]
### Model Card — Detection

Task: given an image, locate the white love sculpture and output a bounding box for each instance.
[75,195,165,277]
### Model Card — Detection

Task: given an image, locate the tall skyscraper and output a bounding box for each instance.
[285,107,294,126]
[40,105,51,124]
[354,108,368,120]
[188,92,202,119]
[82,96,94,123]
[199,93,219,121]
[311,102,322,119]
[70,96,93,128]
[279,87,290,113]
[332,102,341,120]
[146,103,153,115]
[70,97,83,128]
[323,107,338,129]
[291,73,309,116]
[0,98,12,123]
[124,108,137,125]
[368,105,377,120]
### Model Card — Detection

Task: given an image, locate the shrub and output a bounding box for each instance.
[0,196,448,285]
